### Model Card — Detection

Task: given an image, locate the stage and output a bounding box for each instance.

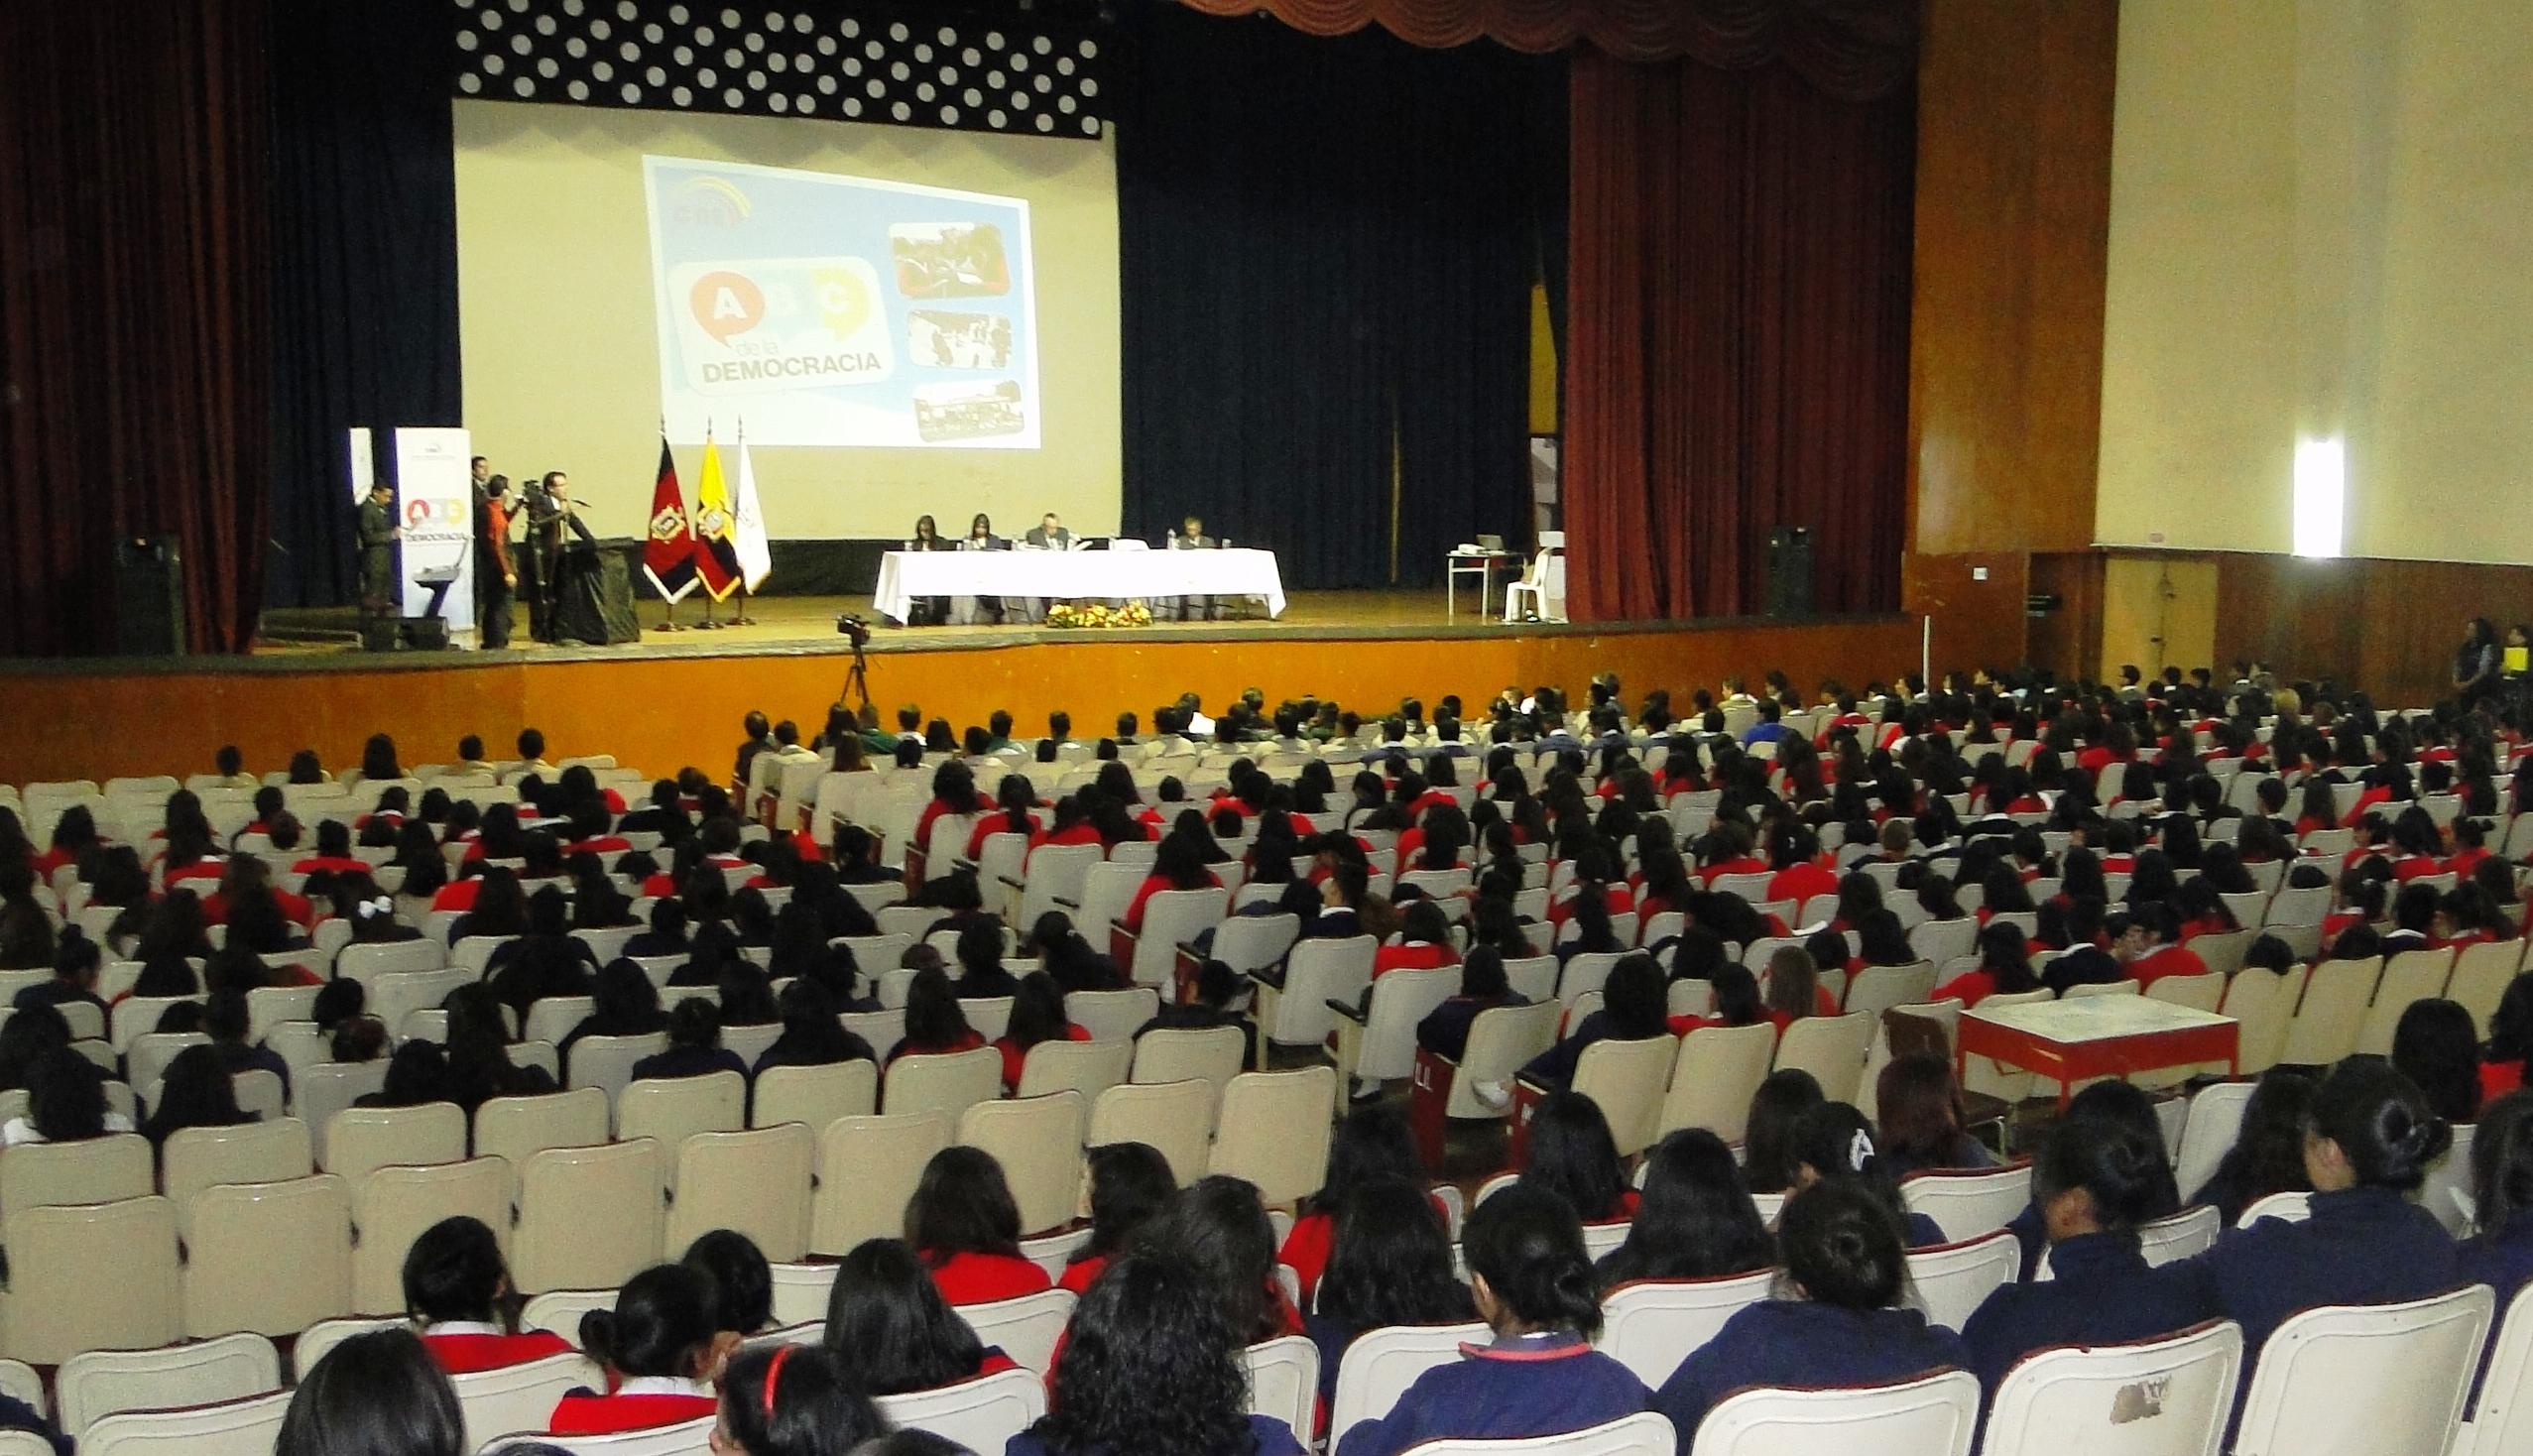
[253,589,1509,662]
[0,589,1924,789]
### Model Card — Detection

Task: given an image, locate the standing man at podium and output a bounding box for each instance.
[523,470,595,642]
[356,480,400,622]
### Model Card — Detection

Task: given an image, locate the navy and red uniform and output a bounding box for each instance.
[2155,1184,2458,1422]
[547,1377,716,1436]
[1653,1299,1969,1441]
[1335,1330,1648,1456]
[421,1323,574,1375]
[1959,1232,2210,1395]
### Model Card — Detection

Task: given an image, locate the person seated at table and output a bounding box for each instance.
[1164,513,1220,621]
[951,512,1007,625]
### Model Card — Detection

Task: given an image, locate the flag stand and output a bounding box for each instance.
[730,584,756,627]
[656,594,687,632]
[696,595,724,630]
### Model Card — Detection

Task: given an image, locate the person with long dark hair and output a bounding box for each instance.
[2188,1067,2318,1224]
[1060,1141,1177,1295]
[712,1345,889,1456]
[1959,1114,2206,1395]
[139,1042,253,1146]
[1335,1184,1647,1456]
[821,1237,1020,1394]
[1872,1054,1998,1179]
[277,1329,465,1456]
[1518,1091,1636,1224]
[1139,1175,1300,1346]
[1743,1069,1825,1197]
[2392,998,2484,1127]
[405,1215,573,1374]
[887,966,984,1065]
[1279,1106,1431,1301]
[1651,1180,1969,1441]
[1307,1177,1477,1404]
[1513,953,1667,1096]
[1596,1129,1772,1288]
[1015,1254,1307,1456]
[905,1146,1050,1304]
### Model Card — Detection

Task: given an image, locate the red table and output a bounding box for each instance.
[1956,996,2238,1109]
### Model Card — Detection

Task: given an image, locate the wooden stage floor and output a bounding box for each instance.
[256,587,1538,663]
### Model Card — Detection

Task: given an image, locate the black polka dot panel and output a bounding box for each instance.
[449,0,1112,139]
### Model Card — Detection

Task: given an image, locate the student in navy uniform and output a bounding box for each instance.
[1788,1102,1948,1248]
[1336,1184,1648,1456]
[1961,1112,2208,1395]
[1653,1179,1971,1443]
[2457,1089,2533,1412]
[2158,1058,2460,1414]
[1998,1080,2178,1278]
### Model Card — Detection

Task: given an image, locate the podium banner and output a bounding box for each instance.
[391,427,477,648]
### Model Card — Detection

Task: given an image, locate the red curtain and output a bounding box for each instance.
[1174,0,1912,96]
[1563,48,1914,622]
[0,0,273,655]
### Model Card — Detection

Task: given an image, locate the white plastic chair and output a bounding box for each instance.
[2231,1285,2492,1456]
[2171,1082,2255,1206]
[1329,1320,1494,1441]
[1598,1269,1776,1387]
[76,1388,295,1456]
[874,1367,1046,1454]
[2034,1205,2223,1279]
[1898,1164,2033,1244]
[1688,1369,1980,1456]
[1410,1411,1675,1455]
[1242,1335,1321,1440]
[1502,533,1566,624]
[2234,1190,2310,1227]
[956,1288,1076,1375]
[1981,1319,2240,1456]
[1565,1034,1676,1158]
[2466,1280,2533,1456]
[57,1331,283,1438]
[450,1350,604,1454]
[1901,1229,2019,1333]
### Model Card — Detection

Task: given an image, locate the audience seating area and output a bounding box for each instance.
[8,668,2533,1455]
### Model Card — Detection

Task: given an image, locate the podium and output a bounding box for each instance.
[551,539,643,646]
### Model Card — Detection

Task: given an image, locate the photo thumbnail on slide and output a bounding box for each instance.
[645,156,1040,449]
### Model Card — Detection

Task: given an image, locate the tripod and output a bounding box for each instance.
[842,637,872,716]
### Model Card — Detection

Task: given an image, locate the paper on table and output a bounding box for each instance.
[1967,995,2232,1043]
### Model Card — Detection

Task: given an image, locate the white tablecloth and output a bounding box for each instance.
[873,547,1288,621]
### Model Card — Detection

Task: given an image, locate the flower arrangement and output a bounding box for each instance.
[1044,601,1153,630]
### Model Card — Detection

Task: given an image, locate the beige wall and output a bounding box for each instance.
[452,101,1122,541]
[2097,0,2533,563]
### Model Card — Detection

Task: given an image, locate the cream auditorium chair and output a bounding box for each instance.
[811,1112,950,1257]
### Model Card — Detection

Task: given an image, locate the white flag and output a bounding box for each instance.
[733,425,773,592]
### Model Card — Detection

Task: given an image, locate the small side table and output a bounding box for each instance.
[1446,550,1512,622]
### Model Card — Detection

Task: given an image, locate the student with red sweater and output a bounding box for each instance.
[885,967,987,1067]
[1934,922,2043,1010]
[993,972,1092,1091]
[1372,900,1461,980]
[547,1264,722,1435]
[406,1215,574,1376]
[820,1238,1023,1394]
[1517,1090,1642,1224]
[2117,904,2208,990]
[1058,1142,1177,1296]
[1760,945,1841,1031]
[1280,1106,1437,1301]
[908,1146,1053,1305]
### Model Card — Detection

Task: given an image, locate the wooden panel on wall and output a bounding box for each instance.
[1903,551,2029,678]
[2211,553,2533,708]
[1907,0,2119,558]
[0,617,1927,787]
[2027,550,2106,680]
[2100,551,2218,681]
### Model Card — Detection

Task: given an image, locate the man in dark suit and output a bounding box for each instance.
[1165,513,1220,621]
[1019,512,1074,622]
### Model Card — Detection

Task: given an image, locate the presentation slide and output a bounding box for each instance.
[645,157,1041,450]
[452,101,1120,543]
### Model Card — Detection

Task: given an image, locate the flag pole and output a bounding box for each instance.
[730,416,756,627]
[655,418,688,631]
[696,418,723,630]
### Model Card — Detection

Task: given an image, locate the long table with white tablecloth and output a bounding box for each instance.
[872,547,1288,622]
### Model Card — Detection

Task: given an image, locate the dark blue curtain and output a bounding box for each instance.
[264,0,463,608]
[1115,8,1561,589]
